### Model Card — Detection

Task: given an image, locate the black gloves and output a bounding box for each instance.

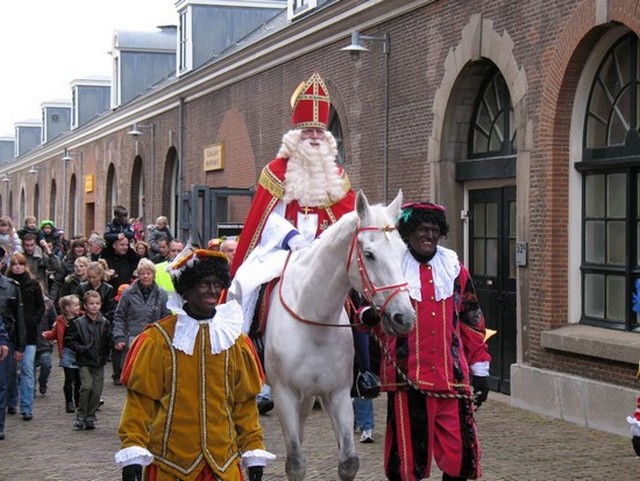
[359,306,380,328]
[472,375,489,408]
[122,464,142,481]
[248,466,264,481]
[633,436,640,456]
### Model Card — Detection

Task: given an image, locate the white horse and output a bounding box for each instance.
[264,190,415,481]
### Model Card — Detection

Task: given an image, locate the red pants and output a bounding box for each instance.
[384,390,481,480]
[145,463,244,481]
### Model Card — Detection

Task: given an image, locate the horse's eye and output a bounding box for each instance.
[364,251,375,260]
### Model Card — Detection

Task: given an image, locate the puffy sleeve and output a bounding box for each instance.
[232,335,266,453]
[457,265,491,368]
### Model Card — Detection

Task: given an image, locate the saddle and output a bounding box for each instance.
[248,278,279,364]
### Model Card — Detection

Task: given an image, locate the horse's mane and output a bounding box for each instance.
[301,201,394,258]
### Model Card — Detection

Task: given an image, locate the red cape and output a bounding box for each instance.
[230,157,355,276]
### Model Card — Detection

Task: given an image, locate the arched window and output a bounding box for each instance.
[469,70,516,158]
[33,184,40,220]
[49,179,57,222]
[69,174,77,236]
[328,108,345,165]
[457,67,516,181]
[162,147,179,235]
[131,156,144,219]
[576,33,640,330]
[105,164,117,222]
[19,188,26,223]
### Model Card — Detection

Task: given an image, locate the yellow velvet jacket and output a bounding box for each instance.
[118,314,265,481]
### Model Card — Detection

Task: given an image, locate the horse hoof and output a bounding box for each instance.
[338,455,359,481]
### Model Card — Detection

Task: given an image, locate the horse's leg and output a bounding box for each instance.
[274,385,307,481]
[321,390,359,481]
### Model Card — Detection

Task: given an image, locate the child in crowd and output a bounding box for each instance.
[35,296,56,396]
[131,217,145,243]
[17,216,39,240]
[104,206,134,244]
[43,295,82,413]
[147,216,173,256]
[37,220,62,257]
[0,217,22,258]
[64,291,111,430]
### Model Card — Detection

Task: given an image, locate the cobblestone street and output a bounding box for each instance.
[1,363,639,481]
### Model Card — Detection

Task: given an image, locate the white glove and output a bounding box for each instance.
[288,234,311,252]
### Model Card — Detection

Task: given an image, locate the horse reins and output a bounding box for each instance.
[277,223,408,327]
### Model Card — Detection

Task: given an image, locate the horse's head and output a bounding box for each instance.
[348,189,415,336]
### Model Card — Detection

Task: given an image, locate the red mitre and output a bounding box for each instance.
[291,72,330,129]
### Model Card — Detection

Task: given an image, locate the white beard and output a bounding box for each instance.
[278,130,345,206]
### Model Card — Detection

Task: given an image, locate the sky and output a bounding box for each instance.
[0,0,178,137]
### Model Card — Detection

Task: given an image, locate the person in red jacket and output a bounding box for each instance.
[361,202,491,481]
[43,294,81,413]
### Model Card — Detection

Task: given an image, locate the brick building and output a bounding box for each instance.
[2,0,640,435]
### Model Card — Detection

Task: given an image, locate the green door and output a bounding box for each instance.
[469,187,517,394]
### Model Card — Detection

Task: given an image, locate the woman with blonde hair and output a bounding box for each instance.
[7,253,44,420]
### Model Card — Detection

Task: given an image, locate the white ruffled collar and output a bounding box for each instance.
[166,292,244,355]
[402,246,460,302]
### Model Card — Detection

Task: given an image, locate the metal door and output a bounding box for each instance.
[180,185,253,246]
[469,187,517,394]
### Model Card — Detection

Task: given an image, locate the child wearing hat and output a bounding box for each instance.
[115,246,274,481]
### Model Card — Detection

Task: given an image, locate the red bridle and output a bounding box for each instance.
[278,223,408,327]
[346,224,409,317]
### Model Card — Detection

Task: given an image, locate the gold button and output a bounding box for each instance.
[429,280,433,284]
[431,312,436,316]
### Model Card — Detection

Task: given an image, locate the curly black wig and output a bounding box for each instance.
[397,203,450,241]
[172,256,231,297]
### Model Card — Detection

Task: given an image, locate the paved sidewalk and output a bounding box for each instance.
[1,363,639,480]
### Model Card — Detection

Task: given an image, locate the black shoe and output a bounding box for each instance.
[113,379,122,386]
[257,398,274,415]
[39,384,47,395]
[0,431,4,440]
[22,413,33,421]
[84,420,95,430]
[73,418,85,430]
[7,407,16,415]
[66,401,75,413]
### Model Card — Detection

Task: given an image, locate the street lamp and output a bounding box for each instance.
[341,31,390,202]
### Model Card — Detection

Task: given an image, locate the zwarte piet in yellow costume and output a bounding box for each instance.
[115,246,274,481]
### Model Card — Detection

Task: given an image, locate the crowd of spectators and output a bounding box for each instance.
[0,206,238,439]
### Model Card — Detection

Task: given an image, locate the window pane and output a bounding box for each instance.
[490,113,504,151]
[486,239,497,277]
[585,175,605,217]
[606,275,625,321]
[607,173,626,217]
[474,239,485,275]
[474,204,485,237]
[606,221,626,264]
[486,203,498,237]
[585,274,605,318]
[585,221,605,263]
[608,88,631,146]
